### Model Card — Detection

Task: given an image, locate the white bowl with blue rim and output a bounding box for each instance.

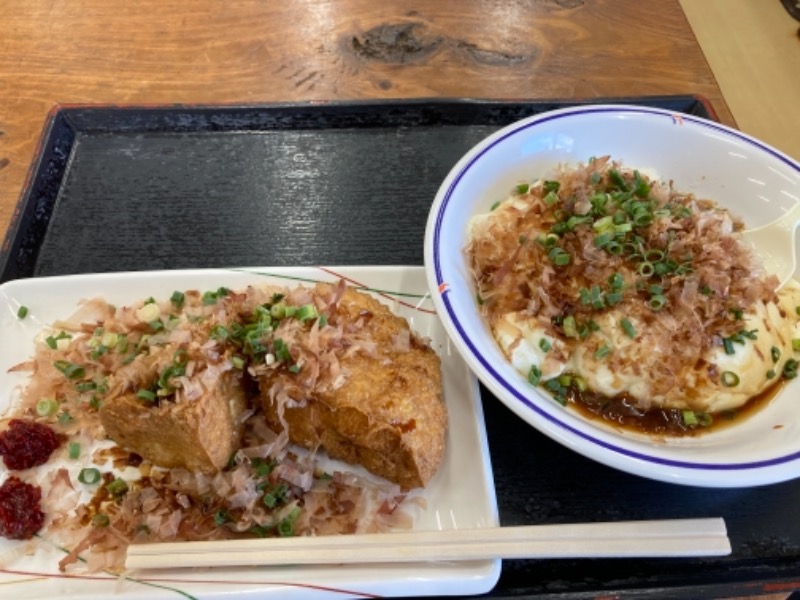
[424,104,800,487]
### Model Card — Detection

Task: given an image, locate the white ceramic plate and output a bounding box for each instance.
[425,104,800,488]
[0,266,499,599]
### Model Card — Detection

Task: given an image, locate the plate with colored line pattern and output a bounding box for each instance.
[0,266,499,599]
[425,104,800,488]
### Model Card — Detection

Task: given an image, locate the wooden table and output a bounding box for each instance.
[0,0,732,242]
[3,1,771,598]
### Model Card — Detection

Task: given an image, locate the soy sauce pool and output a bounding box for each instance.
[561,376,787,437]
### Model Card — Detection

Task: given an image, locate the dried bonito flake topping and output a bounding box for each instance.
[467,157,800,435]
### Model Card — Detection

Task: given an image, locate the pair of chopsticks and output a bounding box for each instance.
[125,518,730,570]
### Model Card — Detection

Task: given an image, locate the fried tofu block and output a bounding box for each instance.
[259,285,447,490]
[99,370,246,473]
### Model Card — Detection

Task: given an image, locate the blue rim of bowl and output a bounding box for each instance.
[432,105,800,473]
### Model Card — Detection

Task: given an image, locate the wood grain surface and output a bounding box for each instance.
[0,0,731,241]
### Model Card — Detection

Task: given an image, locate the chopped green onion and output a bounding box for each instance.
[543,191,559,206]
[645,249,665,262]
[58,411,73,425]
[633,171,651,198]
[648,295,666,311]
[681,410,698,427]
[549,247,571,266]
[543,180,560,193]
[210,325,229,341]
[637,262,655,277]
[91,514,110,528]
[270,302,287,319]
[539,338,552,352]
[605,291,623,306]
[45,331,71,349]
[173,348,188,365]
[214,510,230,527]
[105,477,129,497]
[721,371,740,387]
[722,338,735,355]
[170,290,185,308]
[252,458,274,478]
[767,369,777,380]
[231,356,245,370]
[36,398,58,417]
[793,339,800,352]
[136,389,156,402]
[562,315,578,338]
[202,291,219,305]
[608,169,629,191]
[100,332,119,348]
[75,381,97,392]
[490,200,501,211]
[594,344,612,360]
[17,306,28,319]
[516,183,529,194]
[68,441,80,460]
[620,318,636,339]
[77,467,101,484]
[771,346,781,363]
[566,215,592,230]
[527,365,542,387]
[277,507,301,537]
[783,359,799,380]
[593,215,614,232]
[263,483,288,508]
[295,304,319,322]
[593,232,614,248]
[54,360,85,380]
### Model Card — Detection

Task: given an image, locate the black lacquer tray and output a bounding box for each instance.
[6,97,800,599]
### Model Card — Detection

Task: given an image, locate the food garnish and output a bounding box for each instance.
[467,156,800,435]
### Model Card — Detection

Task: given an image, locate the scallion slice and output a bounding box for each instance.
[648,295,666,311]
[77,467,101,484]
[620,318,636,339]
[562,315,578,338]
[136,389,156,402]
[68,441,80,460]
[771,346,781,363]
[36,398,58,417]
[594,344,612,360]
[91,514,110,528]
[527,365,542,386]
[721,371,740,387]
[54,360,85,380]
[106,477,129,497]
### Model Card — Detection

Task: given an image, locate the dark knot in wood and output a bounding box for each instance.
[351,23,443,64]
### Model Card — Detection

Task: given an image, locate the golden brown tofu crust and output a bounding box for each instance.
[99,370,246,473]
[260,284,447,490]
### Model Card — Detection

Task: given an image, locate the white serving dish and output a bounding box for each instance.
[0,266,499,599]
[425,104,800,488]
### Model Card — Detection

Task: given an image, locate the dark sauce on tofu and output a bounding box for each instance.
[556,375,786,437]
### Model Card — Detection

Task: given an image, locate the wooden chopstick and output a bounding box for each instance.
[125,518,730,570]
